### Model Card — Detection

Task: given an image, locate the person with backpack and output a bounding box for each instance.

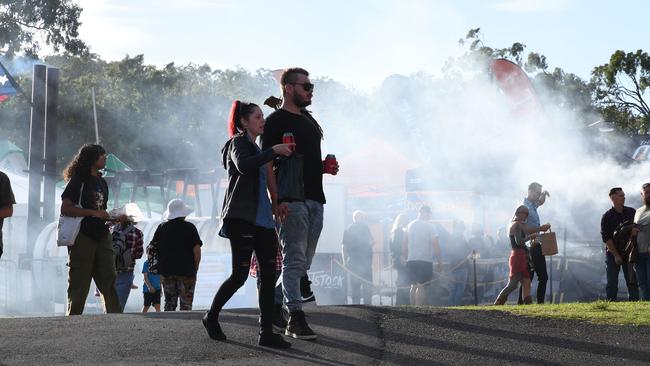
[601,187,639,301]
[111,213,144,311]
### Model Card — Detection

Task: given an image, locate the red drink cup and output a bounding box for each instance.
[324,154,337,174]
[283,132,295,151]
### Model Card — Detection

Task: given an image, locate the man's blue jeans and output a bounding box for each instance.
[606,253,638,301]
[634,252,650,301]
[278,200,323,312]
[116,270,135,311]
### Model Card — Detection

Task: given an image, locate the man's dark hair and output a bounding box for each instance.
[609,187,623,196]
[279,67,324,140]
[643,183,650,190]
[280,67,309,86]
[528,182,542,191]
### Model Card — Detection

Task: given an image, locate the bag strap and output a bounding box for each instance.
[77,182,85,207]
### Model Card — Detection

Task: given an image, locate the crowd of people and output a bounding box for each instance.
[3,65,650,353]
[600,184,650,303]
[339,182,553,307]
[51,67,338,349]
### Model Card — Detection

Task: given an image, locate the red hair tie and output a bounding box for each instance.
[227,100,240,137]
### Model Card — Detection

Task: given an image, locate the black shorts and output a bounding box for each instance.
[407,260,433,285]
[143,290,161,306]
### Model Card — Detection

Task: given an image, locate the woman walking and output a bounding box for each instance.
[494,205,550,305]
[60,144,121,315]
[202,100,294,349]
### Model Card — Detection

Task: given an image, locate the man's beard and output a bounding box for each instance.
[293,94,312,108]
[645,196,650,206]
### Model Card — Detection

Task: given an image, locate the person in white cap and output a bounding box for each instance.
[150,198,202,311]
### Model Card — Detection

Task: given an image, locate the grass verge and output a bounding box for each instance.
[452,301,650,326]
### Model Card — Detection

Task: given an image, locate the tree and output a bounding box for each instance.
[592,50,650,133]
[0,0,86,58]
[450,28,598,125]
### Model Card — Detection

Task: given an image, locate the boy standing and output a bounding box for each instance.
[142,260,161,312]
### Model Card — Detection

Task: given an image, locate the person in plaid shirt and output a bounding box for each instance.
[112,214,144,311]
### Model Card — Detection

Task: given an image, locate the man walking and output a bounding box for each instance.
[520,182,551,304]
[601,187,639,301]
[262,67,339,340]
[0,170,15,259]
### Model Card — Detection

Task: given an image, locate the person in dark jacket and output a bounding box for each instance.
[202,100,294,349]
[601,187,639,301]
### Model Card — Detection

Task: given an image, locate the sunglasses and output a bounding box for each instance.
[290,82,314,92]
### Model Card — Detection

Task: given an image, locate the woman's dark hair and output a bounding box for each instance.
[62,144,106,181]
[227,100,259,137]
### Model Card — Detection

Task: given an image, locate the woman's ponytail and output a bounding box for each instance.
[227,100,241,137]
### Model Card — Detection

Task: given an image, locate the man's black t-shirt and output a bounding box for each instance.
[262,109,325,204]
[152,218,203,277]
[61,174,109,240]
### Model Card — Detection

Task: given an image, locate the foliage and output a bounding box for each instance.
[592,50,650,133]
[1,54,282,174]
[0,0,86,58]
[451,28,598,125]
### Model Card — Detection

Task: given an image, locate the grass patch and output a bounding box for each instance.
[452,300,650,326]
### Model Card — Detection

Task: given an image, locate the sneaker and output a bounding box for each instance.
[202,312,226,341]
[300,275,316,303]
[285,310,317,340]
[258,330,291,349]
[272,304,288,332]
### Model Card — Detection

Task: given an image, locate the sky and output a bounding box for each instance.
[70,0,650,90]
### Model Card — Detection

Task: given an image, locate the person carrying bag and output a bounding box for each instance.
[60,144,121,316]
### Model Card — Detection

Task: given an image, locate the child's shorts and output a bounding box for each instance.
[144,290,161,306]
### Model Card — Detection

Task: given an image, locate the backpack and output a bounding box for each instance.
[612,221,643,263]
[146,240,160,275]
[112,225,136,272]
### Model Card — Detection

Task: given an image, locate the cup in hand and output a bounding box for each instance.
[324,154,337,174]
[283,132,295,152]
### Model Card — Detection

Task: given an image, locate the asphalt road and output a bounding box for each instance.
[1,305,649,365]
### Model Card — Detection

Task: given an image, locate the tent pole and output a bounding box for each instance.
[92,87,99,144]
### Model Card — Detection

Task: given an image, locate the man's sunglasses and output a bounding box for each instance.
[290,82,314,92]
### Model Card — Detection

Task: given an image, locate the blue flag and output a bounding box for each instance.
[0,63,18,102]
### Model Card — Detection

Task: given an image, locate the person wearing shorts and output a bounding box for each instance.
[407,260,434,287]
[142,261,161,312]
[403,206,441,305]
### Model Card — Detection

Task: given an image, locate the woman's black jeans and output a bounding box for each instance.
[208,219,279,331]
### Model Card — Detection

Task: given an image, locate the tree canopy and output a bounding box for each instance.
[592,50,650,133]
[0,26,647,174]
[0,0,86,58]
